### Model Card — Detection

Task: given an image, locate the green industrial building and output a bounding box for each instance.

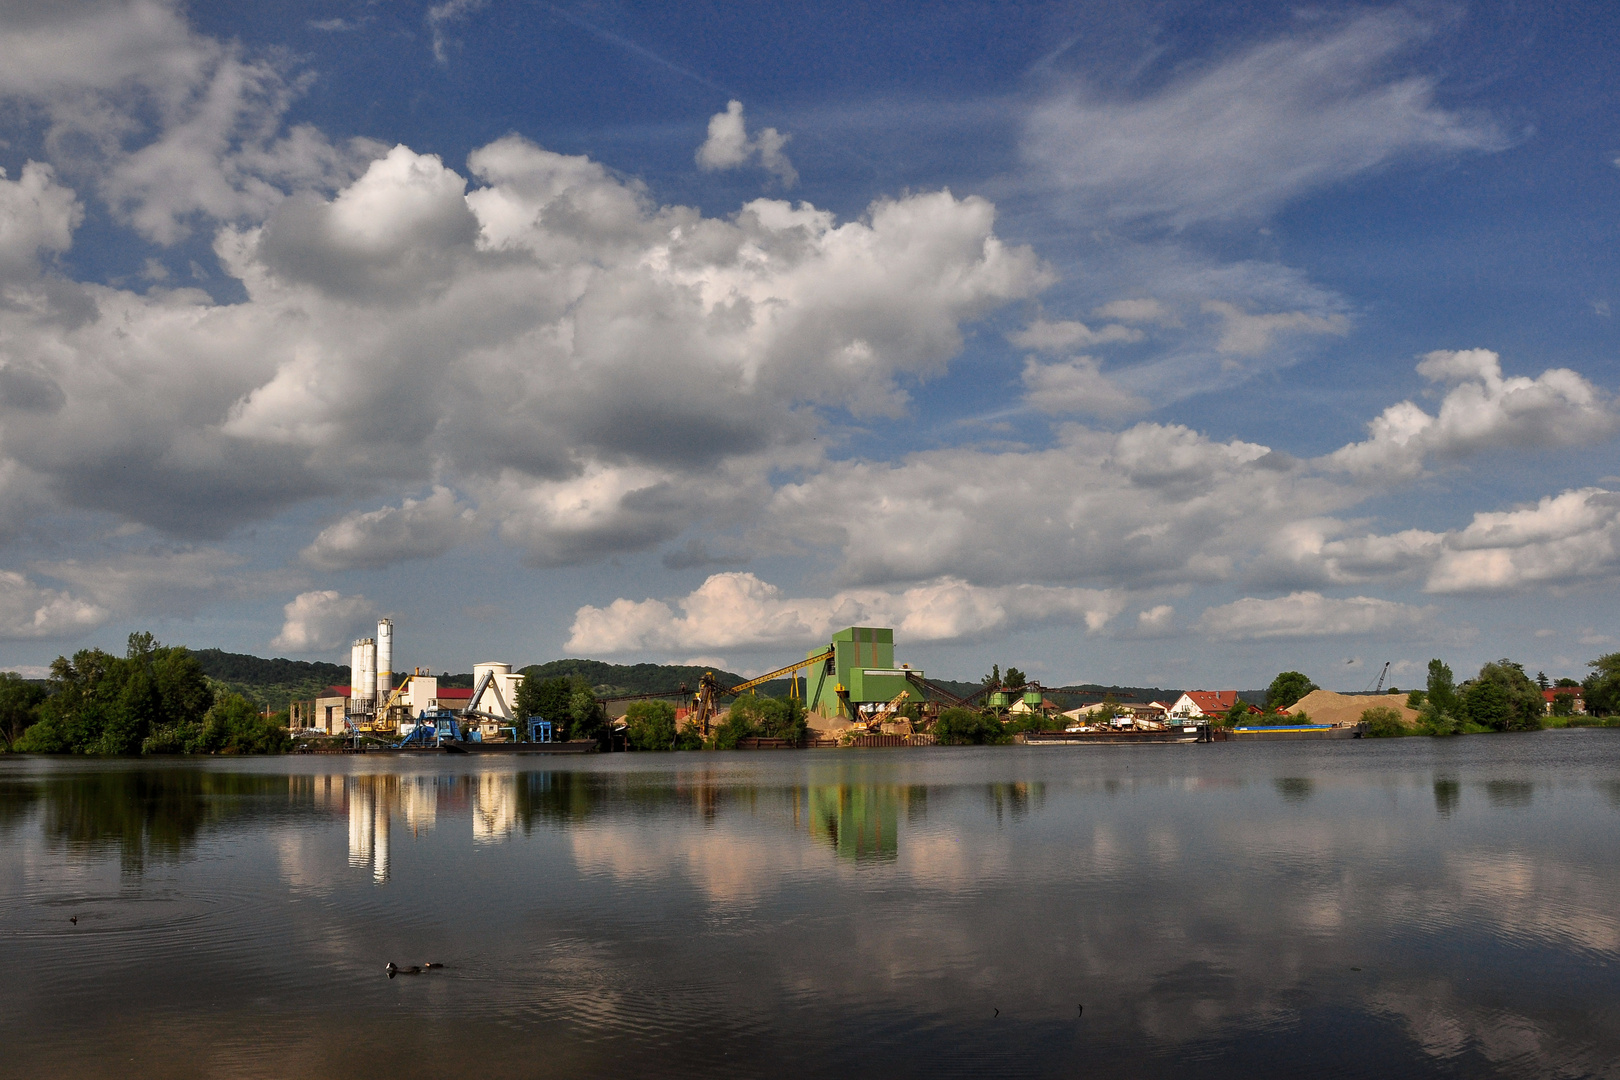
[804,626,922,721]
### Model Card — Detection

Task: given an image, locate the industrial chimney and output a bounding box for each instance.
[376,618,393,698]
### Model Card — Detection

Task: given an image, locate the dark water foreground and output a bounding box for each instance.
[2,733,1618,1079]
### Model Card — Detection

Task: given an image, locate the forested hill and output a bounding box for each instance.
[190,649,348,711]
[520,659,755,696]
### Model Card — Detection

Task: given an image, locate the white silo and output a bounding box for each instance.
[350,639,365,701]
[376,618,393,697]
[360,638,377,703]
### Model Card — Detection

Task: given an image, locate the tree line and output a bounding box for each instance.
[3,633,290,754]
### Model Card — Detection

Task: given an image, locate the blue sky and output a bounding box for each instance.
[0,0,1616,691]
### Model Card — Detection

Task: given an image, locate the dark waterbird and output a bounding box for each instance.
[386,962,445,978]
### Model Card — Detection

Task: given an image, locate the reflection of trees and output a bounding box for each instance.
[985,781,1042,822]
[1273,777,1314,803]
[23,770,289,871]
[1433,777,1461,816]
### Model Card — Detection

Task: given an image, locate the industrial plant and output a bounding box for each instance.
[284,617,1383,754]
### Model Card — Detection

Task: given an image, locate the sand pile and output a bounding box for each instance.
[1285,690,1421,727]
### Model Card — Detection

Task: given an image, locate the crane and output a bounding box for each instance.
[1366,661,1391,695]
[858,690,909,732]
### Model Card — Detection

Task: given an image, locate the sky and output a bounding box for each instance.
[0,0,1616,691]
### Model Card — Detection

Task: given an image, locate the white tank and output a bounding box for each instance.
[376,619,393,697]
[473,662,513,720]
[360,638,377,703]
[350,640,365,701]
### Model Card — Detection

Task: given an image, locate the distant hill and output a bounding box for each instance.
[519,659,802,698]
[190,649,348,711]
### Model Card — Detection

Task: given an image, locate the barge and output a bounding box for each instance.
[1021,723,1212,745]
[1220,723,1365,741]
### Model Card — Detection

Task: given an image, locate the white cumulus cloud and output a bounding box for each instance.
[567,571,1123,654]
[696,100,797,187]
[271,589,376,653]
[1326,350,1619,479]
[0,570,106,639]
[302,486,482,571]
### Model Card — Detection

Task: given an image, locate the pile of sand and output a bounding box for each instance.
[1285,690,1421,727]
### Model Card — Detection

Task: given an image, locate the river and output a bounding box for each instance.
[3,732,1618,1078]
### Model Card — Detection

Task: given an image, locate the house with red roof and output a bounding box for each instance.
[1543,687,1585,715]
[1168,691,1257,720]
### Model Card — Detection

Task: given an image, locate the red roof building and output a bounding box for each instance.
[1169,690,1257,718]
[1542,687,1585,715]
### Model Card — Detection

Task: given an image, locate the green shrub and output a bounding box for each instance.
[1362,706,1408,738]
[933,707,1009,745]
[624,701,678,751]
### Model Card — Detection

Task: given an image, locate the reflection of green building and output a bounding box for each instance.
[808,785,899,862]
[804,626,922,721]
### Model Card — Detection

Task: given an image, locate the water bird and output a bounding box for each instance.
[69,917,77,925]
[993,1008,999,1017]
[386,963,421,977]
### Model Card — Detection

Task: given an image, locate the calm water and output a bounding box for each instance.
[2,733,1618,1079]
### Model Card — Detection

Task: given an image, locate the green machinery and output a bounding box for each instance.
[803,627,924,721]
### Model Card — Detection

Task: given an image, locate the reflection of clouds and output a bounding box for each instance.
[571,820,820,903]
[1445,851,1620,954]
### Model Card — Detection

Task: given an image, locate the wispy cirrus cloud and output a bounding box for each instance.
[1023,10,1507,226]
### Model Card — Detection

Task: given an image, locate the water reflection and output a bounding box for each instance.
[1485,780,1534,808]
[1273,777,1314,802]
[4,739,1620,1080]
[1434,777,1461,816]
[806,784,899,861]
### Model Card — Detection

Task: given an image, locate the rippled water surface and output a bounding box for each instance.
[3,732,1619,1079]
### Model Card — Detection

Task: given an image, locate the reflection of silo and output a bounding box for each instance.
[372,793,390,884]
[473,772,515,844]
[348,784,374,867]
[401,776,437,835]
[376,619,393,698]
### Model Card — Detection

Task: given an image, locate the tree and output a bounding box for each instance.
[1536,671,1550,691]
[1361,706,1407,738]
[933,706,1009,745]
[569,685,605,744]
[1426,660,1460,716]
[1265,671,1318,712]
[1463,660,1543,732]
[1004,667,1027,689]
[525,676,585,739]
[514,673,547,724]
[1583,653,1620,716]
[624,701,678,751]
[981,664,1001,689]
[17,634,215,754]
[0,673,45,750]
[1220,699,1252,728]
